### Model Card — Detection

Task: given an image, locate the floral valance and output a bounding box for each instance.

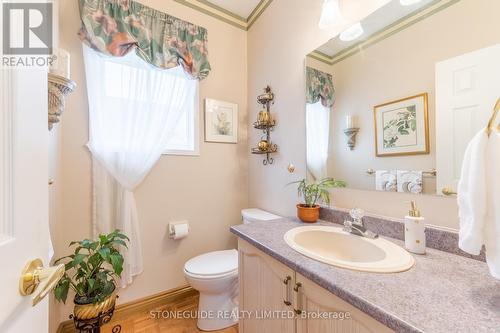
[306,67,335,108]
[78,0,211,80]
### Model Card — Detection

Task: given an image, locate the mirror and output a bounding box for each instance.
[305,0,500,196]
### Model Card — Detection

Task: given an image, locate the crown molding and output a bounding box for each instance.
[173,0,273,31]
[308,0,461,66]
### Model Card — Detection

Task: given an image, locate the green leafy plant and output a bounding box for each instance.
[289,178,347,207]
[53,230,129,304]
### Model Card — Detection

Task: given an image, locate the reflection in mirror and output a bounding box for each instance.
[305,0,500,196]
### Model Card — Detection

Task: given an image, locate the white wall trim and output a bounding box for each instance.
[0,69,14,244]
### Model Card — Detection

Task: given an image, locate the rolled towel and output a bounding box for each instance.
[397,171,423,194]
[458,129,500,279]
[375,170,397,192]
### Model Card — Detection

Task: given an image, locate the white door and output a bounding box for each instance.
[435,43,500,195]
[0,67,50,332]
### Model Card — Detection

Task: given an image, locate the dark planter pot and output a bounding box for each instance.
[296,204,320,223]
[71,285,118,332]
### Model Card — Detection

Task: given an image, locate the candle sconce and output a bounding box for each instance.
[343,127,360,150]
[48,73,76,130]
[48,49,76,131]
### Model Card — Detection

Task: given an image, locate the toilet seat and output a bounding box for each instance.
[184,249,238,279]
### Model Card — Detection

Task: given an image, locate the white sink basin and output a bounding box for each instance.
[284,225,414,273]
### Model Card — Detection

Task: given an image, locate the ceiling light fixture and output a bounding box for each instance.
[400,0,423,6]
[339,22,364,42]
[318,0,343,30]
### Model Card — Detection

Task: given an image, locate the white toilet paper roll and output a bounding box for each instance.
[171,223,189,240]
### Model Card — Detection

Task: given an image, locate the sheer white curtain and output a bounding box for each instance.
[306,101,330,180]
[83,45,198,287]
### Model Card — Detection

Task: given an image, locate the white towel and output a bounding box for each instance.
[458,129,500,279]
[397,170,423,194]
[375,170,397,192]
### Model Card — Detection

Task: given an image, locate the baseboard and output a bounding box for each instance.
[56,285,197,333]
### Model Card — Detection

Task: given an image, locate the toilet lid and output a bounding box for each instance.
[185,249,238,277]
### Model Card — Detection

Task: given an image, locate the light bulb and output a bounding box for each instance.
[339,22,364,42]
[318,0,343,30]
[400,0,422,6]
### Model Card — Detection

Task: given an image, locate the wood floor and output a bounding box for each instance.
[101,293,238,333]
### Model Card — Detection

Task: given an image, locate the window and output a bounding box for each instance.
[164,101,199,155]
[306,101,330,180]
[101,54,199,156]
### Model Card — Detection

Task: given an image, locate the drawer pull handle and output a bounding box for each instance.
[293,282,302,315]
[283,276,292,306]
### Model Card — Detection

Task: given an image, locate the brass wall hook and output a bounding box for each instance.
[486,98,500,137]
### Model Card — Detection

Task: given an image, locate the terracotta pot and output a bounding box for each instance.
[73,287,117,320]
[296,204,320,223]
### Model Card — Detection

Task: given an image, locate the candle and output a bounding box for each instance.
[50,48,71,79]
[346,115,354,129]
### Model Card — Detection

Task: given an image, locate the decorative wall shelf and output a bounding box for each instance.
[253,119,276,130]
[48,73,76,130]
[251,145,278,155]
[251,86,278,165]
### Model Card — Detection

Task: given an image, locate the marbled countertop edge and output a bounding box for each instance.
[230,218,500,333]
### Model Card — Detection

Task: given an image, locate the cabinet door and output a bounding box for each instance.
[295,273,394,333]
[238,239,296,333]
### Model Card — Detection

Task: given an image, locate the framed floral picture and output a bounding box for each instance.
[374,93,429,157]
[205,99,238,143]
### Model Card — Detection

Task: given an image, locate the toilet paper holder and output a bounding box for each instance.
[169,221,190,239]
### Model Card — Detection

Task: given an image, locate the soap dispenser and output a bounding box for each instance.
[404,201,426,254]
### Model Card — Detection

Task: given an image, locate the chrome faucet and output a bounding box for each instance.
[343,208,378,239]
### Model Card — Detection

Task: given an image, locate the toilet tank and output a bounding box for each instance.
[241,208,282,224]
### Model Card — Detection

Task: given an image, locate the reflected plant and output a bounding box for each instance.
[289,178,347,207]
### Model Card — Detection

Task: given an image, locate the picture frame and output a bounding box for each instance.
[374,93,429,157]
[204,98,238,143]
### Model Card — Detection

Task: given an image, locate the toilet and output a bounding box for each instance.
[184,208,281,331]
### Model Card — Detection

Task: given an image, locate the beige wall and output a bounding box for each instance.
[52,0,248,326]
[247,0,498,230]
[308,0,500,196]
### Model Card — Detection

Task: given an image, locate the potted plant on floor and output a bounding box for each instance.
[53,230,129,332]
[290,178,346,223]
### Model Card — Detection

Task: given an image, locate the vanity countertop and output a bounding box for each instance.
[230,218,500,333]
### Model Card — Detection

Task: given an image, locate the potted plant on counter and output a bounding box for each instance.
[53,230,129,331]
[290,178,346,223]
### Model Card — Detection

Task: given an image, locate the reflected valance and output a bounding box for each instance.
[306,67,335,108]
[78,0,211,80]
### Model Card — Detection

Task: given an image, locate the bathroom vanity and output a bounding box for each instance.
[238,238,394,333]
[231,218,500,333]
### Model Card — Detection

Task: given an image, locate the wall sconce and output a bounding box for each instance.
[48,49,76,130]
[48,74,76,130]
[343,115,359,150]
